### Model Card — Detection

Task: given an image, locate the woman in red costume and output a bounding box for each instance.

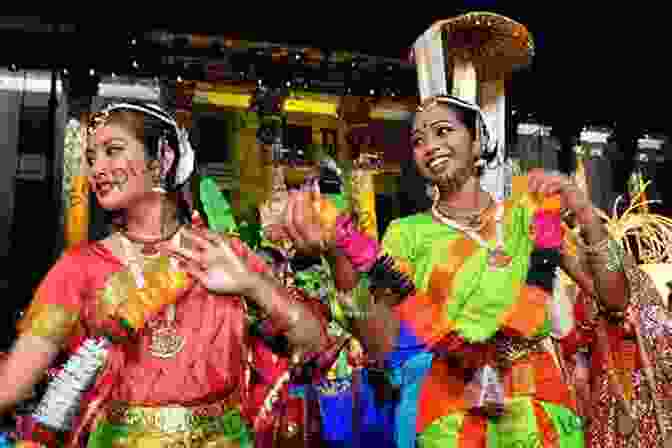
[559,196,672,448]
[0,102,331,447]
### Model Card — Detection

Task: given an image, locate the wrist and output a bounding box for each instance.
[242,272,265,300]
[575,204,599,228]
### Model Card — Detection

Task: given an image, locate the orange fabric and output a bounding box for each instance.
[395,257,415,279]
[527,352,576,410]
[110,267,191,330]
[416,358,469,433]
[426,237,478,309]
[457,414,488,448]
[532,401,561,448]
[395,199,528,347]
[498,285,548,338]
[394,235,481,346]
[415,351,576,435]
[394,292,450,346]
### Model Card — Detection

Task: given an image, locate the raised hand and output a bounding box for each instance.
[160,228,257,296]
[527,168,596,226]
[283,189,330,255]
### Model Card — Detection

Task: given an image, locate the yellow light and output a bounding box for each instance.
[370,108,412,121]
[205,92,251,108]
[283,98,338,116]
[200,91,338,116]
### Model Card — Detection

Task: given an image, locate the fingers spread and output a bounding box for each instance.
[160,243,205,268]
[181,228,213,251]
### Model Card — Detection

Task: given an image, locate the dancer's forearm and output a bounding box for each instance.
[349,299,400,359]
[577,209,629,311]
[559,253,596,298]
[246,273,327,353]
[0,335,57,414]
[327,251,360,291]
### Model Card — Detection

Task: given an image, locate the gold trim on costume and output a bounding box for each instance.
[106,396,241,434]
[96,256,190,331]
[107,431,241,448]
[494,334,548,366]
[17,301,79,346]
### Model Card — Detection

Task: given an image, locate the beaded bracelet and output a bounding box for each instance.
[595,299,627,322]
[367,255,415,300]
[577,236,626,273]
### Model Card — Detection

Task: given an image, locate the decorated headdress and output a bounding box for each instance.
[411,12,534,196]
[87,102,196,188]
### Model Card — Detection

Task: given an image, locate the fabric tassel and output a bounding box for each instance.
[465,362,505,417]
[32,337,110,431]
[550,268,574,338]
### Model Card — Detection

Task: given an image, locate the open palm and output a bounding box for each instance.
[161,228,256,296]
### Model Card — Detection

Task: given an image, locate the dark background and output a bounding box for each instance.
[1,7,669,348]
[0,6,668,130]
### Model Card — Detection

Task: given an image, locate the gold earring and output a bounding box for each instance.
[150,161,167,194]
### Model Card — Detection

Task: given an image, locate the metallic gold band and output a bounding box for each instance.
[105,396,240,434]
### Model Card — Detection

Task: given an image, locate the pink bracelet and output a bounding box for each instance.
[532,209,564,249]
[335,215,380,272]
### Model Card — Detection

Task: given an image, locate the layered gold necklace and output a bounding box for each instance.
[431,197,512,270]
[118,230,186,359]
[432,198,493,231]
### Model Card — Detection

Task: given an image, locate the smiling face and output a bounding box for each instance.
[411,104,480,191]
[86,122,159,211]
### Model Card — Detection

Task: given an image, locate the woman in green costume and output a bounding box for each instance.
[273,40,630,448]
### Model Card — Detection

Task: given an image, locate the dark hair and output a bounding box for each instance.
[103,107,183,192]
[410,101,496,156]
[400,102,487,216]
[89,104,192,239]
[447,105,478,141]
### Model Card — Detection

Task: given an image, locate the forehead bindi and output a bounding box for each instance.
[415,105,468,134]
[412,117,461,135]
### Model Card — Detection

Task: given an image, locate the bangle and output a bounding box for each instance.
[575,234,611,255]
[577,236,625,272]
[368,254,415,299]
[595,299,626,322]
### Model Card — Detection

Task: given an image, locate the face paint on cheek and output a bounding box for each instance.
[436,165,474,193]
[110,168,130,191]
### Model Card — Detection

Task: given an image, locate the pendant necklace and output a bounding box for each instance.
[432,200,511,270]
[118,231,186,359]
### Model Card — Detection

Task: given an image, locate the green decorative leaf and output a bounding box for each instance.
[238,221,262,250]
[200,177,237,233]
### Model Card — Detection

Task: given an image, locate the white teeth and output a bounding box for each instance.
[429,156,451,168]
